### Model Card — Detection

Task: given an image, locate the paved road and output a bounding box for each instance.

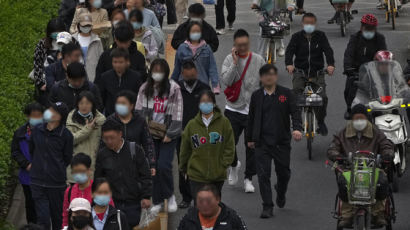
[168,0,410,229]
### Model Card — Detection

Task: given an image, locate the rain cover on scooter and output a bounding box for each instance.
[355,60,410,105]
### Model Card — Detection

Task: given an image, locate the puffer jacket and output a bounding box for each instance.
[72,33,104,82]
[66,110,106,182]
[327,121,394,161]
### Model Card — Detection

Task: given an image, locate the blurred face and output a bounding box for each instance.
[199,94,213,104]
[190,24,201,34]
[352,113,367,121]
[93,182,112,197]
[102,130,123,151]
[182,68,197,82]
[116,96,133,114]
[78,97,93,115]
[29,111,43,120]
[260,69,278,87]
[112,13,125,24]
[71,163,90,176]
[196,191,220,218]
[112,56,129,73]
[115,39,132,49]
[189,13,204,21]
[49,108,62,122]
[234,36,250,56]
[302,16,316,26]
[71,210,91,228]
[72,210,90,217]
[67,77,85,89]
[66,50,82,64]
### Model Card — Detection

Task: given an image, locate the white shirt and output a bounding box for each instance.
[116,139,125,154]
[202,114,214,128]
[78,34,91,47]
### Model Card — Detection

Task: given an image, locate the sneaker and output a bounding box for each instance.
[244,179,255,193]
[328,12,337,24]
[150,204,162,213]
[260,207,273,218]
[228,161,241,185]
[183,15,189,19]
[274,184,286,208]
[216,29,225,35]
[377,2,385,9]
[228,23,234,31]
[277,46,285,57]
[317,122,328,136]
[178,200,191,209]
[168,195,178,213]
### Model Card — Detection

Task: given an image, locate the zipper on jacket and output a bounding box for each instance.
[206,126,210,179]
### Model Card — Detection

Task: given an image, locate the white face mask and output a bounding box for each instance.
[152,73,164,82]
[353,119,367,131]
[79,26,92,34]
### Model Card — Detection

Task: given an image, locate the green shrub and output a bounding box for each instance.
[0,0,59,224]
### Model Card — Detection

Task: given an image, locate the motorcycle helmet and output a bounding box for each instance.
[361,14,378,27]
[374,50,394,62]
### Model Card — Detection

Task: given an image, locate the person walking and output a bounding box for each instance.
[95,119,152,229]
[221,29,265,192]
[285,13,335,136]
[66,91,106,181]
[214,0,236,35]
[247,64,302,218]
[179,90,235,200]
[124,0,161,28]
[11,103,44,224]
[136,59,183,213]
[176,60,210,208]
[65,198,95,230]
[30,102,73,230]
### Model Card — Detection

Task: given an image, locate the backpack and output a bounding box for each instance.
[147,26,166,55]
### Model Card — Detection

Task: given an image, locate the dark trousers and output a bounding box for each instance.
[255,143,291,208]
[296,0,304,8]
[166,0,177,24]
[190,180,224,203]
[224,109,256,179]
[22,184,37,224]
[344,75,358,111]
[152,139,177,204]
[176,137,192,203]
[30,184,65,230]
[292,71,328,123]
[115,200,141,228]
[215,0,236,29]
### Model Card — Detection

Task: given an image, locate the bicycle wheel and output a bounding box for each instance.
[354,215,366,230]
[266,41,274,64]
[307,110,313,160]
[340,11,346,37]
[390,0,396,29]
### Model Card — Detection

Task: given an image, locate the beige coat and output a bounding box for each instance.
[72,33,103,82]
[66,110,106,182]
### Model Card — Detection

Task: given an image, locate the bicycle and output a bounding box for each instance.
[328,0,358,37]
[253,6,291,64]
[385,0,399,30]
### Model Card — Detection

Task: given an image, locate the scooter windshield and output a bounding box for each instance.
[358,61,409,104]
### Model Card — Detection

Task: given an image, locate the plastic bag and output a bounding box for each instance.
[135,208,161,230]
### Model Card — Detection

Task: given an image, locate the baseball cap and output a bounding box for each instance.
[56,32,72,45]
[79,13,93,26]
[69,198,91,212]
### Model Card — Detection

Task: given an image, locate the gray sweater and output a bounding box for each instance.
[220,53,265,111]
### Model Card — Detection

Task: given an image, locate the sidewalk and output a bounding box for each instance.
[6,184,26,229]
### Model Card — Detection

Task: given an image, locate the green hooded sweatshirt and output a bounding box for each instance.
[179,108,235,183]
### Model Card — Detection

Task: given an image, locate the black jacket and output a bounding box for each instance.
[344,31,387,75]
[30,124,73,187]
[45,59,66,91]
[96,69,143,116]
[95,42,146,83]
[107,112,156,168]
[171,20,219,52]
[11,124,31,169]
[95,140,152,202]
[177,203,247,230]
[49,79,102,111]
[93,205,130,230]
[178,80,211,128]
[247,86,302,144]
[58,0,80,30]
[285,30,335,75]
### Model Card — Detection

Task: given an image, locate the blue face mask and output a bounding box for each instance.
[50,32,59,40]
[362,31,375,40]
[189,32,201,41]
[93,195,111,206]
[199,103,214,115]
[72,173,88,184]
[303,24,315,34]
[43,109,53,123]
[29,118,43,127]
[92,0,102,8]
[115,104,129,116]
[77,110,93,118]
[132,22,142,30]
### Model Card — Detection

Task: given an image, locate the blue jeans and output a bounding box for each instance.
[152,139,177,204]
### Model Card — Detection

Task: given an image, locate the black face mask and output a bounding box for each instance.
[184,79,197,87]
[72,215,89,229]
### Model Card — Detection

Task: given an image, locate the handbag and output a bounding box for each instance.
[224,52,253,102]
[146,99,167,139]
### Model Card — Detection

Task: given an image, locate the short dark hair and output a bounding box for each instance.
[92,177,111,193]
[114,21,134,42]
[259,64,278,76]
[116,90,137,106]
[110,8,126,21]
[70,153,92,169]
[24,102,44,116]
[302,12,317,21]
[102,119,123,133]
[188,3,205,16]
[233,29,249,40]
[111,48,130,60]
[129,9,144,23]
[62,42,81,59]
[72,91,97,125]
[182,60,197,70]
[67,62,87,79]
[197,184,221,199]
[199,90,216,104]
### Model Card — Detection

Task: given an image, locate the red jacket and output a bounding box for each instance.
[62,180,114,228]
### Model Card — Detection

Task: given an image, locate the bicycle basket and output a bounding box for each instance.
[297,94,323,107]
[259,19,289,39]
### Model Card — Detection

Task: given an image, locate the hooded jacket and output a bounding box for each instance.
[327,121,394,161]
[133,28,158,62]
[107,112,156,168]
[29,123,73,187]
[72,32,104,82]
[171,41,219,88]
[171,20,219,52]
[177,202,247,230]
[11,123,32,185]
[92,205,129,230]
[179,108,235,183]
